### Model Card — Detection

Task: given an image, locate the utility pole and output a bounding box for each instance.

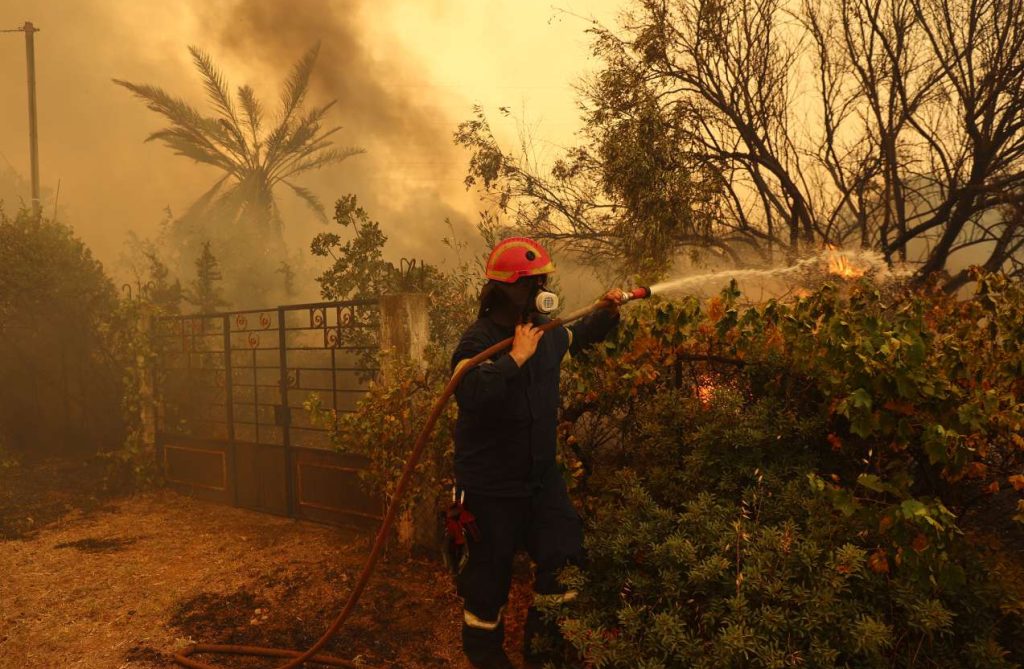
[3,22,41,217]
[24,22,41,218]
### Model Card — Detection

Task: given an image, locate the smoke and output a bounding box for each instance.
[0,0,628,308]
[197,0,478,292]
[0,0,481,305]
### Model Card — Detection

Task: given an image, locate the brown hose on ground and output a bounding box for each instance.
[173,298,617,669]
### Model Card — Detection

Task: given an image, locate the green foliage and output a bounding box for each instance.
[0,207,124,455]
[312,195,398,302]
[143,248,184,314]
[459,0,1024,287]
[311,195,480,351]
[307,199,480,518]
[121,220,184,314]
[551,275,1024,667]
[0,207,161,489]
[305,349,455,512]
[100,296,164,489]
[185,240,228,313]
[455,104,721,280]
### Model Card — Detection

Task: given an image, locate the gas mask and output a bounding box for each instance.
[533,289,560,315]
[483,276,559,325]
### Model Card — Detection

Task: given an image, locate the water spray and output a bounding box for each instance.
[172,287,652,669]
[647,247,891,299]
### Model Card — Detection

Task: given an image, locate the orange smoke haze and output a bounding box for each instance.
[0,1,619,297]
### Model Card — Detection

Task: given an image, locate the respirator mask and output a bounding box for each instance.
[533,289,559,315]
[528,273,559,317]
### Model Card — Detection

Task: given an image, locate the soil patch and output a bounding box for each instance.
[0,489,535,668]
[169,589,272,646]
[123,645,172,667]
[0,456,122,540]
[54,536,139,553]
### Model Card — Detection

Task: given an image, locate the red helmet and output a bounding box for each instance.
[484,237,555,283]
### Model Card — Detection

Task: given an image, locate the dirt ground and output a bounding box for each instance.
[0,486,535,669]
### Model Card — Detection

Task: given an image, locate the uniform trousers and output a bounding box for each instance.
[457,469,583,662]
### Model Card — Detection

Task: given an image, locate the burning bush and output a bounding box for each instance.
[553,273,1024,667]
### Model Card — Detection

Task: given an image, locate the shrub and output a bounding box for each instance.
[0,207,161,490]
[552,274,1024,667]
[305,347,456,512]
[0,208,124,456]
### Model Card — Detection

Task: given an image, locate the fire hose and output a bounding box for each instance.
[173,287,652,669]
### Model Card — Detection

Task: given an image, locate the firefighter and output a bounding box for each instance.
[449,237,625,668]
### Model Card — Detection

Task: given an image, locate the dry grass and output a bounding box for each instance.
[0,489,534,668]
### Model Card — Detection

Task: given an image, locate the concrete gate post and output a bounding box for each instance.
[378,293,430,380]
[378,293,435,553]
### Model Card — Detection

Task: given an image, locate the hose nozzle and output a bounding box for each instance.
[621,286,652,302]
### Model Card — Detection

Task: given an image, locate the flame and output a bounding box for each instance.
[825,245,866,279]
[696,373,716,407]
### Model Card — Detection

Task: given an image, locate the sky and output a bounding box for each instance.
[0,0,622,299]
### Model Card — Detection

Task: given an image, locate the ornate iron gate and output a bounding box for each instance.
[154,299,381,527]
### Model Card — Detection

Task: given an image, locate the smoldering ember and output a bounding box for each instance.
[1,1,1022,668]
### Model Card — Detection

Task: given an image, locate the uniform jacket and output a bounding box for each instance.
[451,309,619,497]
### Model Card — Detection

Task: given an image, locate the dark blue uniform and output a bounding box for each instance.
[450,309,619,665]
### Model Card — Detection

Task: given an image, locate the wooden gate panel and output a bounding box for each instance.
[234,441,288,515]
[162,438,232,504]
[292,447,380,527]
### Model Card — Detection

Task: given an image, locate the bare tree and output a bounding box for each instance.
[458,0,1024,287]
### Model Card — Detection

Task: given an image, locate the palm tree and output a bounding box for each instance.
[114,44,361,232]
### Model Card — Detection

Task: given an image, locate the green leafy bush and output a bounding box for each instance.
[308,196,481,525]
[0,208,123,456]
[305,348,456,511]
[0,207,161,489]
[552,274,1024,667]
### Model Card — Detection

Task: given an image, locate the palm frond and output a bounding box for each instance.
[238,85,263,153]
[263,54,321,168]
[188,47,239,128]
[188,46,251,160]
[114,79,242,171]
[262,121,291,168]
[279,42,321,125]
[282,179,328,222]
[147,129,238,173]
[274,146,364,181]
[265,101,340,171]
[116,44,354,236]
[114,79,208,134]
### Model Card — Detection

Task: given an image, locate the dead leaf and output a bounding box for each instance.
[868,549,890,574]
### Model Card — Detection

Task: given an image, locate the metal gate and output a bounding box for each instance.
[153,299,382,527]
